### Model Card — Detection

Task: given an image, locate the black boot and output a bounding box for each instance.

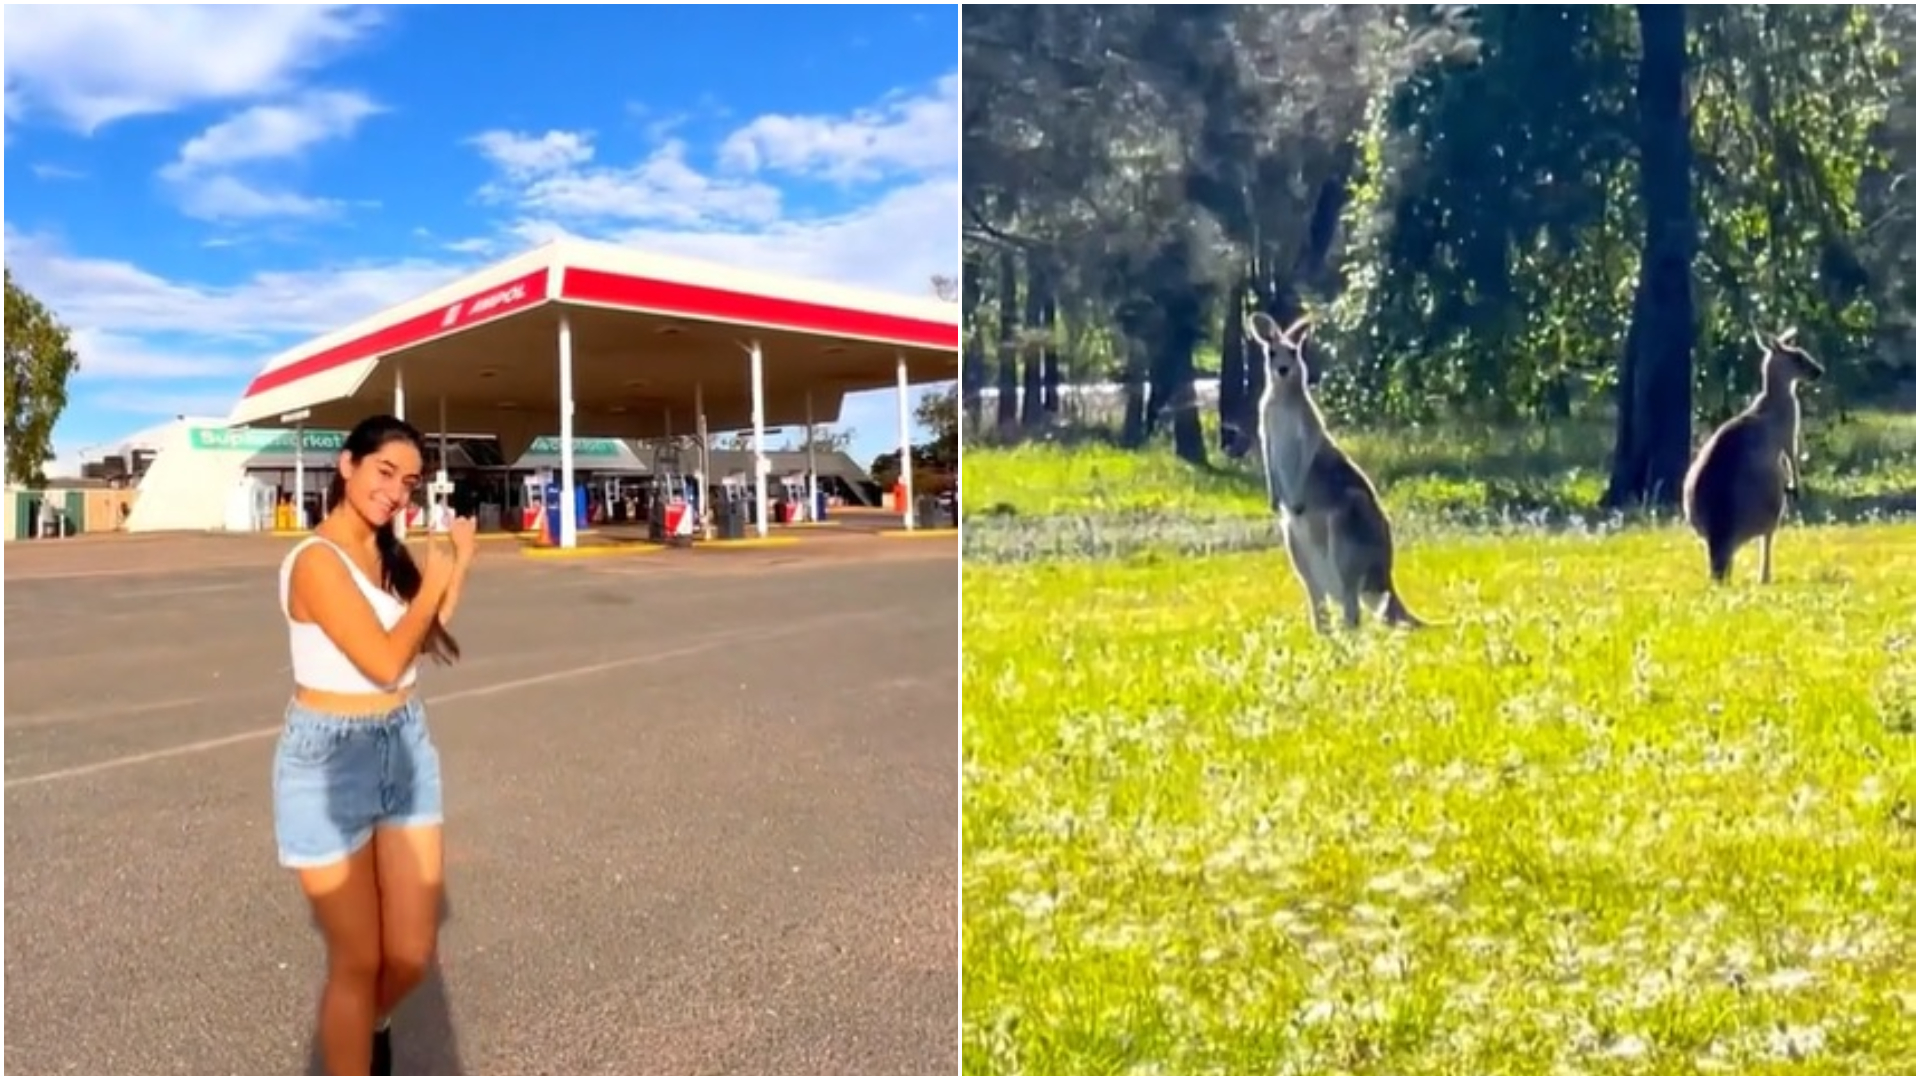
[371,1025,392,1076]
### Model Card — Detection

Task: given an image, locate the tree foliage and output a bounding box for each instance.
[4,269,81,487]
[962,4,1914,507]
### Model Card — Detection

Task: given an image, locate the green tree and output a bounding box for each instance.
[916,383,959,461]
[4,269,80,486]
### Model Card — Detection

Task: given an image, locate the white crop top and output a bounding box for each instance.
[279,536,419,693]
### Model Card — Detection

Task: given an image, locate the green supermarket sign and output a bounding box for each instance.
[527,436,625,458]
[189,427,346,453]
[188,426,627,459]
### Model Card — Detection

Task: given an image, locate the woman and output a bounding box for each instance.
[273,414,477,1076]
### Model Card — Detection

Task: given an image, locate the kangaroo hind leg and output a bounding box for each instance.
[1706,533,1736,584]
[1283,522,1333,635]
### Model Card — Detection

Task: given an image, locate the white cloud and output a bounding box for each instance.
[502,177,958,300]
[3,5,379,133]
[86,388,252,419]
[469,129,595,182]
[159,90,382,222]
[4,227,462,345]
[171,89,380,171]
[19,69,959,461]
[473,134,786,228]
[717,72,957,183]
[476,73,959,296]
[67,328,258,381]
[164,173,342,222]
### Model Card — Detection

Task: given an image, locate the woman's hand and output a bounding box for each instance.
[433,515,478,629]
[421,532,458,595]
[448,514,478,566]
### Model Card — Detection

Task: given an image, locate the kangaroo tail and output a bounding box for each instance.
[1381,589,1435,629]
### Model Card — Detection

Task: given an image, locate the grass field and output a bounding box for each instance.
[960,417,1916,1076]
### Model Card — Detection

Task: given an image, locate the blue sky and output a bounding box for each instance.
[3,4,958,471]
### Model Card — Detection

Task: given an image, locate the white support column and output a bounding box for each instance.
[293,420,306,530]
[393,365,408,540]
[749,340,768,539]
[558,313,578,549]
[804,390,818,523]
[897,352,915,530]
[694,382,710,534]
[432,395,451,533]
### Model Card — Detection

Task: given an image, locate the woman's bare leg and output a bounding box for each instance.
[373,823,445,1019]
[299,841,384,1076]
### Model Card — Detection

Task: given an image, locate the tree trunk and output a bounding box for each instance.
[1117,299,1152,447]
[1218,273,1249,456]
[994,249,1019,432]
[961,254,985,434]
[1140,240,1207,465]
[1020,261,1049,428]
[1605,4,1697,509]
[1040,290,1062,415]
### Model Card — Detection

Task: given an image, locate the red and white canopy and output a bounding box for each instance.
[225,238,959,449]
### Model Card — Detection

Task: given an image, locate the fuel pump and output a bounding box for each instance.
[719,471,751,539]
[648,443,695,546]
[779,472,809,524]
[521,472,546,533]
[601,477,624,523]
[428,470,456,533]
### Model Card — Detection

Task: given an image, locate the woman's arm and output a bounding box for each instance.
[434,517,479,628]
[293,544,454,688]
[437,551,473,627]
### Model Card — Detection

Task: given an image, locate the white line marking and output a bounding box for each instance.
[5,565,275,583]
[6,692,259,730]
[114,582,253,600]
[5,610,896,790]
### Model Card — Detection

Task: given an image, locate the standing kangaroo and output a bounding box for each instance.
[1246,311,1428,633]
[1681,327,1826,584]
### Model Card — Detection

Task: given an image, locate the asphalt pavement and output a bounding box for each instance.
[4,531,958,1076]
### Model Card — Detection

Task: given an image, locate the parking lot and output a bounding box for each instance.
[4,531,958,1075]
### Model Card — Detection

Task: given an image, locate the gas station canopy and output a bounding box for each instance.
[224,238,960,464]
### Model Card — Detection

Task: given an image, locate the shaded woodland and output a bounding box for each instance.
[961,4,1915,508]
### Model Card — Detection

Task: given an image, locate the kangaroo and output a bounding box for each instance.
[1245,311,1429,633]
[1681,326,1826,584]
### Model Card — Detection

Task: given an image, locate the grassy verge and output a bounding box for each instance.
[961,411,1915,529]
[960,415,1917,1075]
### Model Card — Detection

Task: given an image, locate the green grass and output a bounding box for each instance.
[961,411,1916,526]
[961,417,1917,1076]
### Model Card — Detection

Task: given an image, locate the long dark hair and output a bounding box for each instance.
[325,414,461,665]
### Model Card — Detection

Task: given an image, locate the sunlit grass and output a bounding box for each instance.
[960,415,1917,1076]
[960,411,1916,526]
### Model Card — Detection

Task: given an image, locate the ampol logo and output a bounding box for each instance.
[468,281,529,317]
[437,279,532,332]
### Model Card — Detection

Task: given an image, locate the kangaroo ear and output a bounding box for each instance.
[1280,314,1313,347]
[1245,311,1280,346]
[1751,327,1772,354]
[1776,325,1799,345]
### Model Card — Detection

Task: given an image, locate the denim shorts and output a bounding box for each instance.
[271,696,445,869]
